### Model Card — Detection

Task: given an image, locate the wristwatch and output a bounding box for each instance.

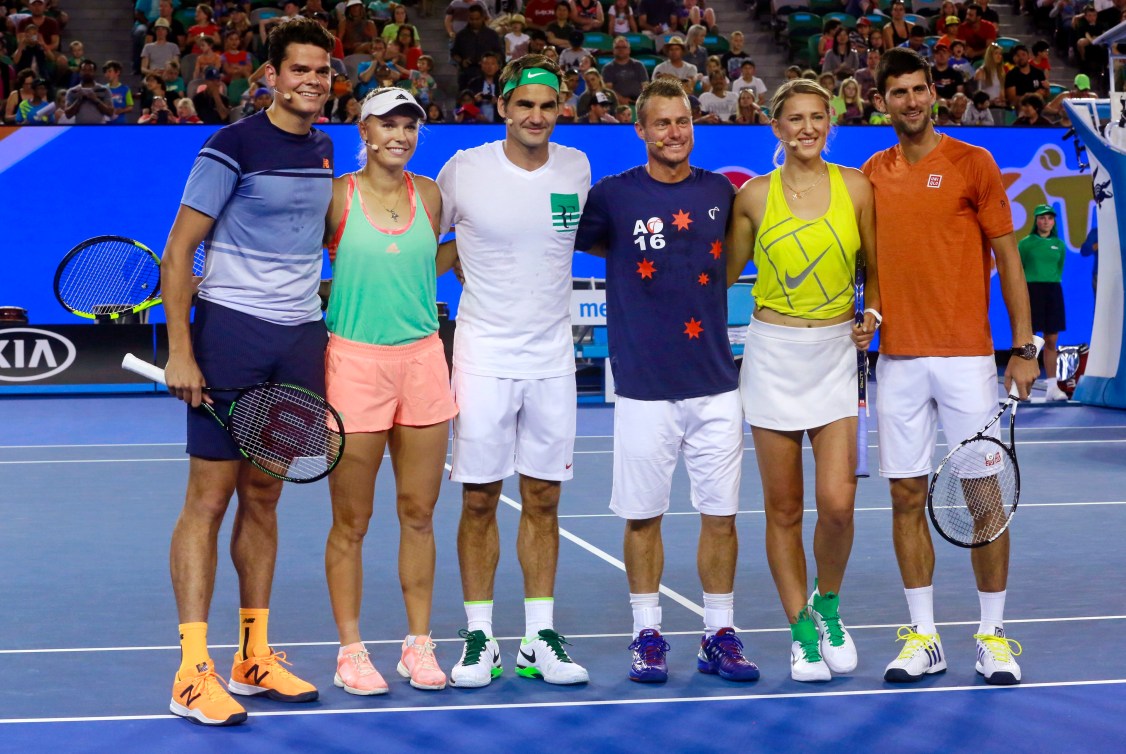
[1010,343,1038,360]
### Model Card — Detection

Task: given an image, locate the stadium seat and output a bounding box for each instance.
[996,36,1021,53]
[704,34,730,53]
[624,33,655,54]
[583,32,614,53]
[785,12,823,62]
[904,13,929,29]
[925,35,939,49]
[863,13,889,30]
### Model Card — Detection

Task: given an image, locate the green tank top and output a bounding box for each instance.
[325,172,439,345]
[752,163,860,319]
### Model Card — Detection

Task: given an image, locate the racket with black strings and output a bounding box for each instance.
[927,336,1044,548]
[121,353,345,483]
[854,254,869,478]
[54,236,206,321]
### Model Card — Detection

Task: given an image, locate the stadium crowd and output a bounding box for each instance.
[0,0,1116,125]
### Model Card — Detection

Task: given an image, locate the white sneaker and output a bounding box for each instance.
[449,629,502,688]
[884,626,947,682]
[515,629,589,685]
[809,588,858,674]
[1045,382,1070,401]
[790,613,831,682]
[975,628,1022,685]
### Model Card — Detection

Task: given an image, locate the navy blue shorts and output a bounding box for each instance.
[186,299,328,460]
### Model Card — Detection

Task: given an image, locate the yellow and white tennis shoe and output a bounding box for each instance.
[974,628,1022,685]
[884,626,947,682]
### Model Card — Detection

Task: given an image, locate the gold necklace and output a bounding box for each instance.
[780,167,827,200]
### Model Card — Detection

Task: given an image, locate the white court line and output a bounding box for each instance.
[558,501,1126,518]
[0,458,188,465]
[442,464,706,620]
[3,615,1122,656]
[8,437,1125,464]
[1,425,1123,451]
[3,678,1125,725]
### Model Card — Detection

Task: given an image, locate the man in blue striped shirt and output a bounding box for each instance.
[159,17,335,727]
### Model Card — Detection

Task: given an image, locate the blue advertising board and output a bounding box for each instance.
[0,124,1097,349]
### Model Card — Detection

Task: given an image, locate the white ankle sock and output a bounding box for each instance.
[904,585,937,635]
[978,590,1006,635]
[465,601,494,637]
[702,592,735,637]
[629,592,661,638]
[524,597,554,640]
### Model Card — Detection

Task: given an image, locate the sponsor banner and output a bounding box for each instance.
[0,125,1096,352]
[571,290,607,325]
[0,325,155,386]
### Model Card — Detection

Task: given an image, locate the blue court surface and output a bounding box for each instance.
[0,389,1123,752]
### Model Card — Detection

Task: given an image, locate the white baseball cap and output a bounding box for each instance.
[360,88,426,121]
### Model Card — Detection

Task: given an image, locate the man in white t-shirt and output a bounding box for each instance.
[697,71,737,122]
[437,54,592,690]
[729,59,767,104]
[652,36,697,84]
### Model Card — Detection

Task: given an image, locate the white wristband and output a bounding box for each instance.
[864,308,882,327]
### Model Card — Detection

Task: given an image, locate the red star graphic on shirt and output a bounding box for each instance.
[709,239,723,259]
[697,272,710,286]
[684,318,703,339]
[671,209,692,231]
[637,258,656,279]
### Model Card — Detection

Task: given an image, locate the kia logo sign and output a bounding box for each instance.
[0,328,77,382]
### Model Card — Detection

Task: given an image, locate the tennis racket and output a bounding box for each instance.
[121,353,345,483]
[54,236,206,321]
[854,255,869,478]
[926,335,1044,548]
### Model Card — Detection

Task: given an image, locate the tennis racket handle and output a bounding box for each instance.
[1007,335,1045,399]
[855,408,869,477]
[121,353,168,385]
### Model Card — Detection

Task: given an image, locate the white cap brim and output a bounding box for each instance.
[361,89,426,122]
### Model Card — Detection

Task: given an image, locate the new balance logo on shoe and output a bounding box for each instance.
[246,664,271,685]
[180,684,201,706]
[520,648,536,664]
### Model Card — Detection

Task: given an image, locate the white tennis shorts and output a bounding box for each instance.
[740,317,856,431]
[449,369,577,483]
[875,355,1000,478]
[610,389,743,520]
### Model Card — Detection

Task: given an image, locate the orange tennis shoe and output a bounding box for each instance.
[170,660,248,726]
[228,650,319,702]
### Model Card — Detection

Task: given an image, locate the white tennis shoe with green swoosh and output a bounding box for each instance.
[515,629,589,685]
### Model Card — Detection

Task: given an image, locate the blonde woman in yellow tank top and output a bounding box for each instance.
[727,79,881,683]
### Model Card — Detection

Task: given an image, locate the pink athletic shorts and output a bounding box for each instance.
[325,332,458,433]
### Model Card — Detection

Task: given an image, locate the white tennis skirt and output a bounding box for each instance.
[739,316,857,431]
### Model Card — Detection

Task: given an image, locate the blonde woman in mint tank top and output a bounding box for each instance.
[321,88,459,696]
[726,79,881,683]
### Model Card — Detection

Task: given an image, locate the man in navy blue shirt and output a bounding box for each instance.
[575,78,759,685]
[161,17,335,727]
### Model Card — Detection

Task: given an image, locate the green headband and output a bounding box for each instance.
[501,67,560,97]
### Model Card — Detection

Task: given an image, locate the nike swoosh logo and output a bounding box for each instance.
[784,247,830,290]
[520,648,536,664]
[527,71,547,78]
[491,651,500,665]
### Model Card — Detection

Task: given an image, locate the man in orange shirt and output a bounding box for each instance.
[864,48,1038,687]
